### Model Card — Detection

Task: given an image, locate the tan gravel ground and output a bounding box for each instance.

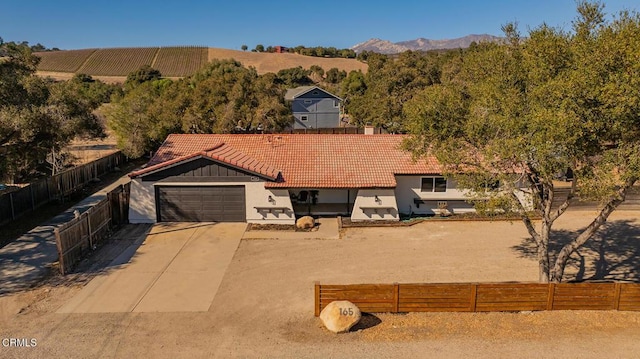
[1,210,639,358]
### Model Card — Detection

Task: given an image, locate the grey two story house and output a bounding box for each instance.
[284,86,342,129]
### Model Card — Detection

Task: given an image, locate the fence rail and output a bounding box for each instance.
[314,282,640,316]
[1,151,127,226]
[54,183,130,275]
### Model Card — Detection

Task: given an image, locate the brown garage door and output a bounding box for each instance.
[157,186,246,222]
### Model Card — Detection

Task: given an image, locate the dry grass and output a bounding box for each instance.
[36,71,128,83]
[65,136,118,165]
[208,47,368,74]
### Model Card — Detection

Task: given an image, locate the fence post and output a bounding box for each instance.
[613,282,622,310]
[470,284,477,312]
[314,282,321,317]
[547,283,556,310]
[393,283,399,313]
[108,192,114,226]
[119,190,126,225]
[54,228,65,275]
[86,211,93,249]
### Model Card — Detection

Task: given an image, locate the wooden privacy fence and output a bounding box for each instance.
[54,184,130,275]
[314,282,640,316]
[0,151,127,226]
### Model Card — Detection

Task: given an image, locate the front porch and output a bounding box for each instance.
[289,189,356,216]
[292,202,353,216]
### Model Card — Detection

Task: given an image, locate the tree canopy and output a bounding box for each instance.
[106,60,291,158]
[403,1,640,282]
[0,40,106,182]
[344,50,446,132]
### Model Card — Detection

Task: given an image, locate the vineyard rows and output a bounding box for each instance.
[153,46,208,77]
[35,49,97,72]
[35,47,209,77]
[78,47,158,76]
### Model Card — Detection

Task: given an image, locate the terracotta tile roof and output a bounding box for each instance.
[131,134,442,188]
[130,143,280,180]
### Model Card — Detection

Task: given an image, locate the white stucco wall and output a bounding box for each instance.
[129,179,156,223]
[128,180,295,224]
[351,189,399,221]
[246,186,294,224]
[395,175,472,215]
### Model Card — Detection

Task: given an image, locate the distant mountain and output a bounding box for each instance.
[351,34,503,54]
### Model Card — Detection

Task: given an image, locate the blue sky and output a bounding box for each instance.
[2,1,638,50]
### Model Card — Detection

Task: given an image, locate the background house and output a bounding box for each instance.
[128,134,498,225]
[284,86,342,129]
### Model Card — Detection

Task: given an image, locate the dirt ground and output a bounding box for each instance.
[1,210,639,358]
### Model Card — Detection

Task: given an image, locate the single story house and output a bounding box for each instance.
[128,133,482,224]
[284,86,342,129]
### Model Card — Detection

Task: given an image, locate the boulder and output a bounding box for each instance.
[319,300,361,334]
[296,216,315,229]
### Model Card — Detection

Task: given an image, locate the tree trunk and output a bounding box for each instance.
[536,210,554,282]
[549,180,636,282]
[537,234,550,283]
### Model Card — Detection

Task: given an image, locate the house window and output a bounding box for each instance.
[334,100,339,108]
[304,100,312,104]
[301,115,308,121]
[421,177,447,192]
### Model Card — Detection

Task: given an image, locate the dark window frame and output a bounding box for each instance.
[421,177,447,193]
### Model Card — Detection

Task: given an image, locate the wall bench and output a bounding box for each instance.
[359,206,395,214]
[254,206,289,214]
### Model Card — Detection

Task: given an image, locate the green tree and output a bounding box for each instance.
[241,44,248,51]
[325,68,346,84]
[0,40,104,181]
[68,73,122,107]
[404,2,640,282]
[108,59,294,157]
[309,65,325,82]
[255,44,264,52]
[276,66,312,87]
[124,65,162,90]
[346,50,441,132]
[106,81,162,158]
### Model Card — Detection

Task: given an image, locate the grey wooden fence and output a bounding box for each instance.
[54,183,130,275]
[0,151,127,226]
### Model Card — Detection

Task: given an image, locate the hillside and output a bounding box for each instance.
[352,34,503,54]
[34,46,367,83]
[207,48,367,75]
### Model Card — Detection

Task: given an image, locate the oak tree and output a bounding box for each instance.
[404,2,640,282]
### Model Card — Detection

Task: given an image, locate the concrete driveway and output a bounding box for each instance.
[57,222,245,313]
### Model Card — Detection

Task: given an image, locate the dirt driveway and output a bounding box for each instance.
[1,211,639,358]
[58,222,244,313]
